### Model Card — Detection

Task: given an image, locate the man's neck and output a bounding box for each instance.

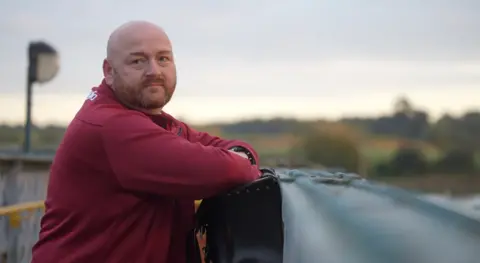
[141,108,163,115]
[125,103,163,116]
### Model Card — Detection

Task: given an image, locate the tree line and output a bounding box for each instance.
[0,96,478,176]
[341,96,480,152]
[292,96,480,176]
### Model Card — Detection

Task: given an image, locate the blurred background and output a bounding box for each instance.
[0,0,480,261]
[2,0,480,192]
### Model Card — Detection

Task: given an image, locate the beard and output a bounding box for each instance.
[112,72,176,111]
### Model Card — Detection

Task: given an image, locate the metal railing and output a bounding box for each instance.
[0,201,45,263]
[0,200,204,263]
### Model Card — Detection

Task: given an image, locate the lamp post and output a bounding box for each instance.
[23,41,60,153]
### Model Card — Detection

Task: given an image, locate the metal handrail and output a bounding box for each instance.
[0,201,45,229]
[0,201,45,216]
[0,200,203,228]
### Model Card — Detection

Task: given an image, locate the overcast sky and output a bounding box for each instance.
[0,0,479,125]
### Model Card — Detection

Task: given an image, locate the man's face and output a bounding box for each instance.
[104,32,177,112]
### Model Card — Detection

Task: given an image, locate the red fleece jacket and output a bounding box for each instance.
[31,80,260,263]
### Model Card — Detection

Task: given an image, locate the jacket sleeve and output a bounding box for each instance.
[101,112,260,199]
[182,123,260,166]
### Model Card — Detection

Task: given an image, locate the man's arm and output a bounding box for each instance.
[102,112,260,199]
[182,122,260,166]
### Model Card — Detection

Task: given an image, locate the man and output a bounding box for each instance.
[31,21,260,263]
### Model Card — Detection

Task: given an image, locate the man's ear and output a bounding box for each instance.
[103,59,114,86]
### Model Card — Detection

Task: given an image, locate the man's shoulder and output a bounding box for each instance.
[75,103,131,127]
[74,89,145,128]
[58,98,147,161]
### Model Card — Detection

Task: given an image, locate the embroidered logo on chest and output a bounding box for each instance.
[86,90,98,101]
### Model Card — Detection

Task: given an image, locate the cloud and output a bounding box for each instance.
[1,0,480,96]
[4,0,479,60]
[0,13,50,35]
[147,0,480,61]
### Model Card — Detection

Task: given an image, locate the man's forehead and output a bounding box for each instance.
[122,36,172,54]
[107,21,172,58]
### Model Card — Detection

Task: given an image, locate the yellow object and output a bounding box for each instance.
[9,212,22,228]
[0,201,45,228]
[0,200,202,227]
[0,201,45,216]
[0,200,202,228]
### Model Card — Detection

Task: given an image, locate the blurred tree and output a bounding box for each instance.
[373,147,428,177]
[221,118,313,135]
[342,96,430,140]
[432,148,477,174]
[429,111,480,151]
[388,147,428,176]
[0,125,23,144]
[290,123,362,173]
[393,95,414,117]
[35,125,65,146]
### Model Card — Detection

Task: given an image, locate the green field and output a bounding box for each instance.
[222,132,444,165]
[220,132,480,195]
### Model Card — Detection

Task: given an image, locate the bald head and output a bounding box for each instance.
[106,21,171,63]
[102,20,177,114]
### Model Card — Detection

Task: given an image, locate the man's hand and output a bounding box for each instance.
[229,149,261,178]
[229,149,248,159]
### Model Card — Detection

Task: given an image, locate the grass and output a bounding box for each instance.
[225,133,443,166]
[225,133,480,195]
[222,133,296,156]
[359,136,441,165]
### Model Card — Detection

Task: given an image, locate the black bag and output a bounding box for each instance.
[195,168,283,263]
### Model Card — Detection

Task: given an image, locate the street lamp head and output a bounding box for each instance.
[28,41,60,84]
[23,41,60,153]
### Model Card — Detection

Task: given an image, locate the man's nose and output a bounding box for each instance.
[146,60,162,76]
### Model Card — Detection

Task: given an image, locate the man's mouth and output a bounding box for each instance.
[147,82,164,87]
[144,84,165,94]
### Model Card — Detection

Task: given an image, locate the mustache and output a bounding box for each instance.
[143,77,165,86]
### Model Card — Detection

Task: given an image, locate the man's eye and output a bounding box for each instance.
[159,56,170,62]
[131,58,144,64]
